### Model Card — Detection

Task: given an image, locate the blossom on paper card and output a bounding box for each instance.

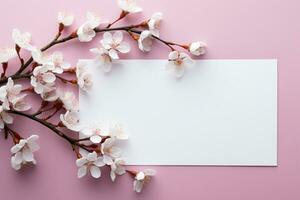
[101,138,122,165]
[110,159,126,182]
[76,61,93,91]
[81,122,128,144]
[109,122,128,140]
[166,51,194,78]
[81,125,104,144]
[90,47,113,72]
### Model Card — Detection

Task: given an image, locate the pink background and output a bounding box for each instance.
[0,0,299,199]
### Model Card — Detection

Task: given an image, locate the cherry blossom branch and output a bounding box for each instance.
[0,72,31,84]
[12,24,188,78]
[0,1,206,193]
[7,109,92,152]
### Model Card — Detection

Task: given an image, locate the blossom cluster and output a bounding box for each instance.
[0,0,205,193]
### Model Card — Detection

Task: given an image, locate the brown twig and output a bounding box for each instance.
[12,23,185,78]
[8,109,93,152]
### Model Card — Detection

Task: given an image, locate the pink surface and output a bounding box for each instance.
[0,0,299,199]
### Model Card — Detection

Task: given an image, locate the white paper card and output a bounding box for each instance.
[79,59,277,166]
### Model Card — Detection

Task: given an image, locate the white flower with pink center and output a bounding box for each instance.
[100,31,130,59]
[166,51,194,78]
[76,151,105,178]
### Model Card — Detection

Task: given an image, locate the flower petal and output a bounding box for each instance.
[87,151,97,162]
[76,157,88,167]
[43,72,56,83]
[90,135,102,144]
[113,31,123,44]
[77,165,87,178]
[108,49,119,60]
[136,171,145,180]
[133,180,144,193]
[110,171,116,182]
[110,146,122,158]
[168,51,179,60]
[102,32,113,44]
[13,152,23,165]
[22,147,34,162]
[117,42,130,53]
[103,154,113,165]
[93,157,105,167]
[1,112,13,124]
[27,141,39,152]
[144,169,156,176]
[90,166,101,178]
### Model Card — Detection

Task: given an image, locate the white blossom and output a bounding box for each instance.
[58,11,74,26]
[10,135,39,170]
[0,106,13,129]
[76,61,92,91]
[0,77,22,110]
[133,169,156,193]
[12,29,34,51]
[138,30,153,52]
[110,159,126,182]
[166,51,194,78]
[90,47,112,72]
[81,122,128,144]
[11,94,31,111]
[49,52,71,73]
[32,49,70,73]
[109,122,128,140]
[189,41,206,56]
[40,87,59,102]
[30,64,56,94]
[80,124,105,144]
[118,0,142,13]
[101,138,122,165]
[76,151,105,178]
[77,72,92,91]
[60,110,81,131]
[59,91,79,111]
[0,48,17,63]
[148,12,163,37]
[31,48,46,64]
[100,31,130,59]
[77,12,102,42]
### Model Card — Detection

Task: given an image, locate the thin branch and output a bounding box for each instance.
[1,63,8,78]
[0,72,32,85]
[13,23,185,77]
[8,109,93,152]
